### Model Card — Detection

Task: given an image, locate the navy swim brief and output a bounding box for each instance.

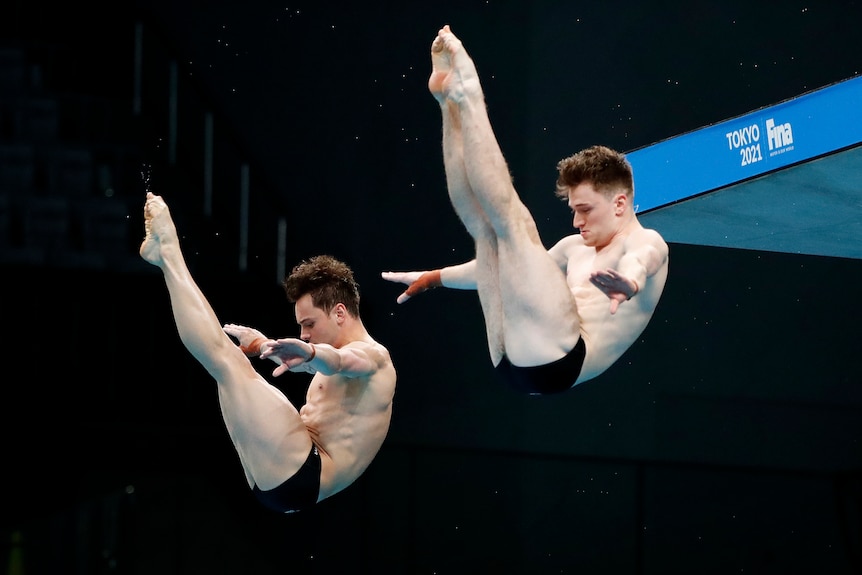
[494,337,586,395]
[252,444,321,513]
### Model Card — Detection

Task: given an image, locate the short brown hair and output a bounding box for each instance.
[283,255,361,317]
[555,145,634,200]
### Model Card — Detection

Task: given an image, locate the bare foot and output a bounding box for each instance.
[427,25,482,104]
[139,192,177,267]
[428,27,454,103]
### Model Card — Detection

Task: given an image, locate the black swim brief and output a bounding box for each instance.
[494,337,586,395]
[252,444,321,513]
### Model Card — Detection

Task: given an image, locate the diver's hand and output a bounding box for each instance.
[589,269,638,315]
[381,270,442,304]
[223,323,270,356]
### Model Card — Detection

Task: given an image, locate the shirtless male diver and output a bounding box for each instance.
[141,192,396,512]
[382,25,669,395]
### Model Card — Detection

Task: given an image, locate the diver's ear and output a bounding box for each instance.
[334,303,347,323]
[614,193,627,215]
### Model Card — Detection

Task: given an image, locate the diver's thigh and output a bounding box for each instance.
[497,241,580,365]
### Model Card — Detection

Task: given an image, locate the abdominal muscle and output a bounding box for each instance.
[300,371,394,497]
[568,271,652,384]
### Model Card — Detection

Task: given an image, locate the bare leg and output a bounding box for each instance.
[432,27,580,366]
[437,96,505,363]
[430,31,493,240]
[140,193,312,490]
[432,32,505,363]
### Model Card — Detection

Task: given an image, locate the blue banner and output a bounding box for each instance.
[627,75,862,212]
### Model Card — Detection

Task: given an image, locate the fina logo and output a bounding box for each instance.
[766,118,794,153]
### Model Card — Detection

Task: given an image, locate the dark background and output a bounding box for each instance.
[1,1,860,574]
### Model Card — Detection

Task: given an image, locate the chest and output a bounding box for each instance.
[565,242,626,285]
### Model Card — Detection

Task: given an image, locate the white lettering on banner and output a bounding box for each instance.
[725,117,794,166]
[725,124,761,149]
[766,118,794,150]
[726,123,763,167]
